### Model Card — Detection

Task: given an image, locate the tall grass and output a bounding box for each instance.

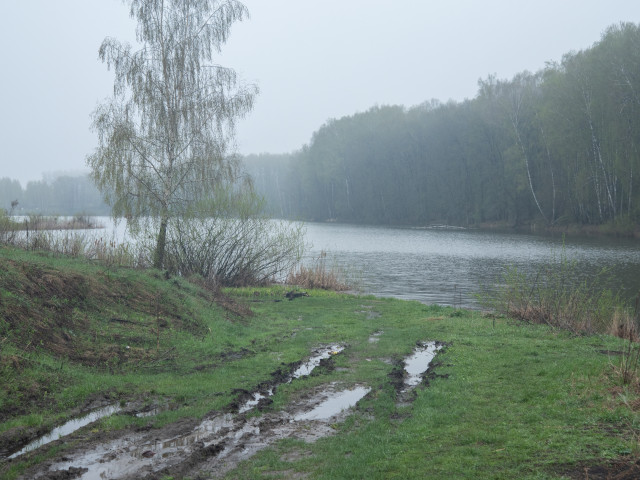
[483,246,640,386]
[0,211,146,268]
[286,251,351,291]
[616,293,640,385]
[157,216,305,287]
[482,245,636,338]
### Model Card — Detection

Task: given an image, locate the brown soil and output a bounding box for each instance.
[556,458,640,479]
[9,382,367,480]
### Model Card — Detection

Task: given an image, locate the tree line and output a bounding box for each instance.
[244,23,640,230]
[0,175,109,216]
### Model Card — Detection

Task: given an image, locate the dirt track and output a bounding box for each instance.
[11,343,434,480]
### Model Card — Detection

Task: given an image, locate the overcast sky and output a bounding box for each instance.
[1,1,639,186]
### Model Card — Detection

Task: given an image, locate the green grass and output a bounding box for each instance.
[0,246,639,479]
[226,308,636,479]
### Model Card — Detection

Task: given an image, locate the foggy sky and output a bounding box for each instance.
[1,0,639,186]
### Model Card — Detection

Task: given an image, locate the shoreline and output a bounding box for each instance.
[5,214,103,231]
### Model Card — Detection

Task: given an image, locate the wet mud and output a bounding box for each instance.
[8,405,123,459]
[556,457,640,479]
[8,341,444,479]
[391,341,447,406]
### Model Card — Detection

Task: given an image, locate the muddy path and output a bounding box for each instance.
[7,342,444,480]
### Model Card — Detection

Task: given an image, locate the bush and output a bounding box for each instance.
[151,216,305,287]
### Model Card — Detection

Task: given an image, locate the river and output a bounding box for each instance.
[61,217,640,310]
[301,222,640,309]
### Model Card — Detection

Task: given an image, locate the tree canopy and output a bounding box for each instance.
[88,0,257,268]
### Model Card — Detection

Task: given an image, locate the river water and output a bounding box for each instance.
[72,218,640,310]
[302,222,640,309]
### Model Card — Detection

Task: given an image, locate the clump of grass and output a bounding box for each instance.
[482,244,632,338]
[0,213,146,269]
[614,293,640,386]
[286,251,350,291]
[15,231,146,268]
[0,204,20,244]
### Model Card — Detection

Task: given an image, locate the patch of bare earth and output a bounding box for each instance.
[12,383,366,480]
[554,458,640,479]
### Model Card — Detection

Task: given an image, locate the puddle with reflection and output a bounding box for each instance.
[403,342,441,391]
[8,405,122,459]
[368,331,383,343]
[290,344,343,378]
[43,345,348,479]
[238,344,344,414]
[294,386,370,421]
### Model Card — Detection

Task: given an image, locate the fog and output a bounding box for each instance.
[1,0,639,186]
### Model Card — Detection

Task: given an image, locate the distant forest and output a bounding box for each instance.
[0,175,109,216]
[245,23,640,230]
[3,23,640,230]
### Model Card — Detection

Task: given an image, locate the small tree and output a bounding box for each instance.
[88,0,257,268]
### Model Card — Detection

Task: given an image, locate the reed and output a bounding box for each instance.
[286,251,351,291]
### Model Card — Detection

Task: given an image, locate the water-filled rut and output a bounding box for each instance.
[14,340,442,479]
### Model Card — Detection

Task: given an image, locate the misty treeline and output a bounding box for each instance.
[0,175,109,216]
[245,23,640,230]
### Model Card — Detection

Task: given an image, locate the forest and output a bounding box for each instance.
[3,23,640,231]
[245,23,640,231]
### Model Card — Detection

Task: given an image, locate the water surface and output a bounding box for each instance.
[72,218,640,309]
[303,222,640,309]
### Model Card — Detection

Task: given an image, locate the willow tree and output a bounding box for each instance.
[88,0,257,268]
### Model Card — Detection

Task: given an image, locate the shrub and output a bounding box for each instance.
[151,216,305,287]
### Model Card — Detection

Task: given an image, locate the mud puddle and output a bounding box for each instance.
[6,402,171,461]
[402,341,441,391]
[290,344,343,378]
[40,383,369,480]
[8,405,123,460]
[238,344,343,414]
[182,383,371,479]
[393,341,442,406]
[26,345,353,479]
[294,385,371,421]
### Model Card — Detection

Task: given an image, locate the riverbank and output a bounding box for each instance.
[1,246,639,479]
[476,219,640,239]
[3,215,102,231]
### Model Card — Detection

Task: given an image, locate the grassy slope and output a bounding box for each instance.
[0,246,639,479]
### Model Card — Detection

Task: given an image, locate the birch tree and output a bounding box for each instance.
[88,0,257,269]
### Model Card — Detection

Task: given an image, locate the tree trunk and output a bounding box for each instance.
[154,217,168,269]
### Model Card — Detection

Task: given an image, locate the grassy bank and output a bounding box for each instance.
[1,246,639,479]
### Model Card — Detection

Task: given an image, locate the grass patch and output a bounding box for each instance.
[0,246,639,479]
[480,243,638,339]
